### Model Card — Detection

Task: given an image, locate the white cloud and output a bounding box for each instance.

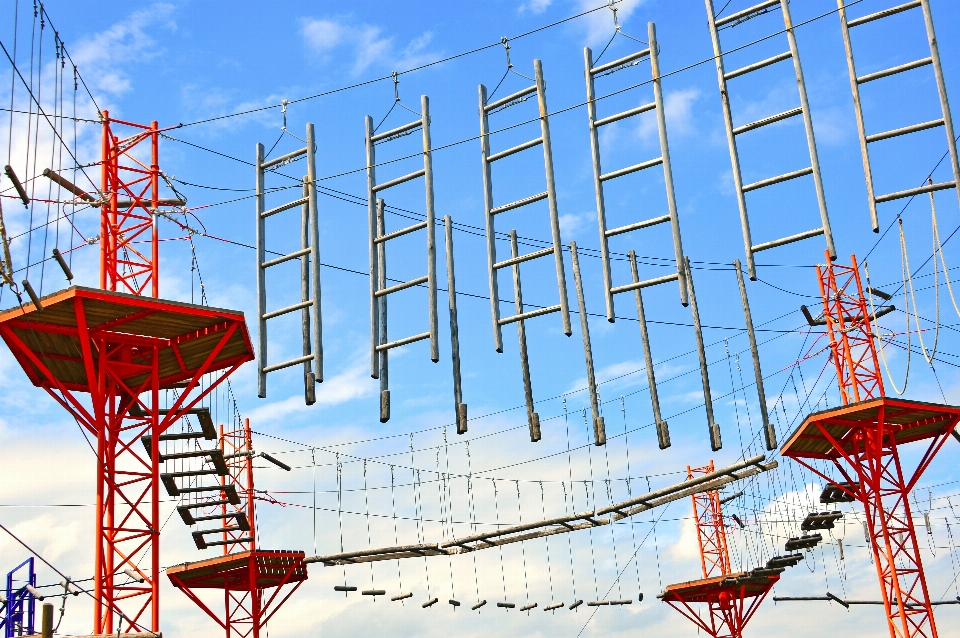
[301,17,438,76]
[520,0,553,14]
[577,0,647,46]
[246,357,375,425]
[559,211,592,238]
[71,3,177,97]
[638,88,700,141]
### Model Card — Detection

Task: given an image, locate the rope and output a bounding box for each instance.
[390,465,404,602]
[540,481,555,607]
[563,399,579,607]
[465,442,480,608]
[336,453,347,590]
[516,481,530,610]
[866,236,910,394]
[494,479,507,603]
[364,460,373,589]
[619,398,642,597]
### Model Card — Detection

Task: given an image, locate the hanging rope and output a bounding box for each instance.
[389,465,404,602]
[364,460,374,589]
[563,398,579,606]
[516,481,531,610]
[465,442,481,609]
[337,453,347,591]
[619,398,642,598]
[539,481,556,608]
[494,479,507,604]
[866,252,909,395]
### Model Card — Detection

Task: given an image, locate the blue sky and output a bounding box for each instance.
[2,0,960,636]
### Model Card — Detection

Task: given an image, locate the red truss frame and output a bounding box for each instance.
[782,398,960,638]
[166,417,308,638]
[0,287,254,634]
[817,252,885,403]
[167,550,307,638]
[101,111,163,297]
[662,461,777,638]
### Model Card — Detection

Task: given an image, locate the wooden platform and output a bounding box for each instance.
[780,397,960,460]
[0,286,253,392]
[166,549,307,590]
[660,572,779,604]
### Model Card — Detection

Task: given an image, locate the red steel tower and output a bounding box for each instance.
[166,418,307,638]
[781,252,960,638]
[0,112,254,633]
[660,461,779,637]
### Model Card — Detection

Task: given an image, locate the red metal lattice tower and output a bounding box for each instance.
[100,112,161,297]
[691,461,731,582]
[661,461,777,638]
[782,252,960,638]
[817,251,884,403]
[0,114,254,634]
[167,418,307,638]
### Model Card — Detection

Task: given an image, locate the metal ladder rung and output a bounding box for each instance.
[610,272,679,295]
[590,48,650,76]
[371,119,423,143]
[866,118,943,143]
[498,304,561,326]
[594,102,656,128]
[490,191,548,215]
[201,537,253,549]
[262,354,314,374]
[725,51,792,80]
[494,247,554,270]
[178,500,231,510]
[261,247,310,269]
[847,1,920,28]
[261,197,307,219]
[599,157,663,182]
[715,0,780,27]
[742,166,813,193]
[375,275,428,297]
[605,215,670,237]
[875,180,956,203]
[191,512,249,526]
[157,448,222,462]
[376,332,430,352]
[488,137,543,163]
[262,299,312,320]
[857,57,931,84]
[752,227,824,253]
[176,484,241,504]
[375,221,427,244]
[261,147,306,170]
[733,107,803,135]
[485,85,537,112]
[372,169,426,193]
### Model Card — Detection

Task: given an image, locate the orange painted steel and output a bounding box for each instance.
[816,251,884,403]
[661,461,777,638]
[166,418,307,638]
[0,287,254,634]
[0,114,253,635]
[782,252,959,638]
[100,112,162,298]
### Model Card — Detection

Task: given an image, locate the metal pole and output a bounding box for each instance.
[445,215,468,434]
[734,259,774,450]
[366,115,380,378]
[686,257,721,450]
[300,178,315,406]
[511,231,541,442]
[422,96,440,363]
[629,251,670,449]
[583,46,616,323]
[306,122,324,383]
[649,22,688,306]
[919,0,960,213]
[570,241,606,446]
[781,0,835,262]
[703,0,755,279]
[150,121,159,298]
[535,59,572,338]
[255,142,267,398]
[478,85,504,352]
[837,0,878,232]
[378,199,390,423]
